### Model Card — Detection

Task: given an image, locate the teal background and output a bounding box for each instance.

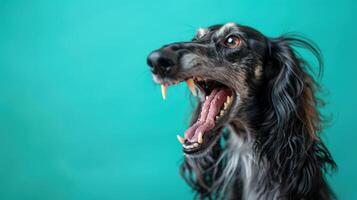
[0,0,356,199]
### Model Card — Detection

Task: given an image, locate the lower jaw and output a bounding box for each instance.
[181,91,237,156]
[183,127,224,157]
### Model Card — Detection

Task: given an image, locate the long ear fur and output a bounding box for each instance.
[257,35,336,199]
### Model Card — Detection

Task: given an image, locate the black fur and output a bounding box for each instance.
[147,23,336,200]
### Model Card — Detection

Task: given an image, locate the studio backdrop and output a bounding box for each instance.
[0,0,356,199]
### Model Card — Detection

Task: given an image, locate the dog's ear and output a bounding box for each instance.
[263,35,322,144]
[258,36,336,197]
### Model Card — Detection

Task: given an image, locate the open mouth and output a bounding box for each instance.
[158,77,236,156]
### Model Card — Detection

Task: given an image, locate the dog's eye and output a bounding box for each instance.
[223,36,241,48]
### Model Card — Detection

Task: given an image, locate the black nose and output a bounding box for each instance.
[147,49,178,76]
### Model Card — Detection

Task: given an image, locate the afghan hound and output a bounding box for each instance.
[147,22,336,200]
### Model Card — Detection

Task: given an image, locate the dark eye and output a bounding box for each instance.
[223,36,241,48]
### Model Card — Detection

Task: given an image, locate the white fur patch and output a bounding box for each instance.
[216,22,236,36]
[225,126,280,200]
[180,53,199,69]
[226,126,256,199]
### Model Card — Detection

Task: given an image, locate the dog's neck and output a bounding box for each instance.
[225,122,281,200]
[181,120,279,200]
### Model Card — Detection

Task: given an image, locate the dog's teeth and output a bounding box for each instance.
[177,135,185,144]
[161,85,167,100]
[198,132,203,144]
[206,96,208,100]
[226,96,231,103]
[226,96,234,105]
[224,102,228,110]
[220,110,224,116]
[193,143,199,147]
[216,116,220,120]
[186,78,197,96]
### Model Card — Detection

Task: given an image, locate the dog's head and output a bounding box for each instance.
[147,22,322,156]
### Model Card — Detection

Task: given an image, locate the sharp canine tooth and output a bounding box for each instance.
[193,143,199,147]
[226,96,231,103]
[161,85,167,100]
[198,132,203,144]
[177,135,185,144]
[186,79,197,96]
[226,96,233,105]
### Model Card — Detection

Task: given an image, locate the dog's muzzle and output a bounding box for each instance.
[147,47,180,78]
[146,43,238,156]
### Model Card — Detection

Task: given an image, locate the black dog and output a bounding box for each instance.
[147,23,336,200]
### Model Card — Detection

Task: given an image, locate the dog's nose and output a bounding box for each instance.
[147,49,178,76]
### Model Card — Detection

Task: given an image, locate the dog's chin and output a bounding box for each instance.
[152,74,240,157]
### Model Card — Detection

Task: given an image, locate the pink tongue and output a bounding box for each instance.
[184,88,231,142]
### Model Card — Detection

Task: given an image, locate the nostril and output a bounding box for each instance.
[147,49,177,75]
[157,57,175,69]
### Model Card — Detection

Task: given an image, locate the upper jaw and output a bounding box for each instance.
[152,73,206,100]
[152,73,237,99]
